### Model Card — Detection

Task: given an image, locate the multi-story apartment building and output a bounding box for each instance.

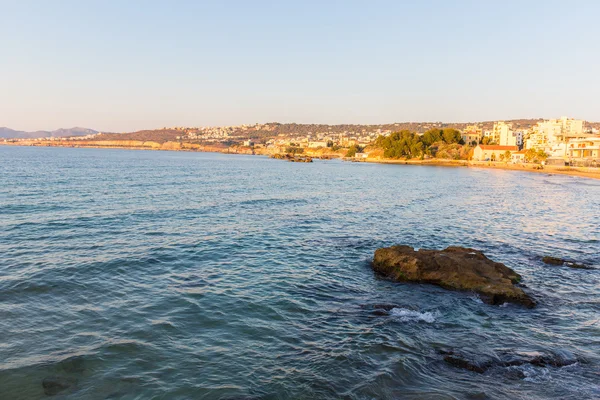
[513,130,524,147]
[461,125,482,144]
[567,137,600,161]
[493,122,517,146]
[525,116,586,157]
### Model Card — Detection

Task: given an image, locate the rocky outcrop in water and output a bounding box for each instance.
[270,153,313,162]
[372,246,535,307]
[361,303,399,316]
[542,256,592,269]
[440,349,579,374]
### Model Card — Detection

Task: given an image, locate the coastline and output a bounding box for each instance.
[2,141,599,180]
[367,158,600,180]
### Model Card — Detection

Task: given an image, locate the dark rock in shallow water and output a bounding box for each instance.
[372,246,535,307]
[503,367,527,380]
[527,351,578,367]
[466,392,491,400]
[360,303,400,316]
[59,356,85,373]
[443,355,490,373]
[542,256,565,265]
[369,304,398,311]
[542,256,593,269]
[441,349,580,375]
[371,309,390,316]
[360,303,398,311]
[42,376,76,396]
[564,262,593,270]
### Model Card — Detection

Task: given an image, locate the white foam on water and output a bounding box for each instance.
[515,364,552,383]
[470,294,484,304]
[390,308,436,323]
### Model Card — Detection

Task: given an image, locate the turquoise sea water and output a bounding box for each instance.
[0,146,599,399]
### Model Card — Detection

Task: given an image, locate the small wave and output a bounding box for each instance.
[470,294,484,304]
[390,308,436,323]
[513,364,552,383]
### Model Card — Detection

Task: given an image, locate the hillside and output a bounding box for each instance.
[97,129,181,143]
[90,120,548,143]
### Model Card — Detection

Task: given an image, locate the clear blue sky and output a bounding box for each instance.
[2,0,599,132]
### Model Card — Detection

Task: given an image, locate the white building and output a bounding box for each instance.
[513,131,524,147]
[525,117,586,157]
[493,122,517,146]
[307,141,329,148]
[567,137,600,161]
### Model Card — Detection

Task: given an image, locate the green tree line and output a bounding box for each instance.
[374,128,464,159]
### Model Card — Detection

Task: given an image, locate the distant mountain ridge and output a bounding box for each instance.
[0,127,98,139]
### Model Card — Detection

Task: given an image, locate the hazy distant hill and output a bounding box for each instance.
[0,127,98,139]
[98,129,181,143]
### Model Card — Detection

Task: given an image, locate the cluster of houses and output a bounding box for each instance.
[264,132,379,149]
[180,123,386,147]
[235,118,599,165]
[469,117,600,165]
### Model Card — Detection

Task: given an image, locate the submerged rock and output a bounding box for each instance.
[541,256,564,265]
[564,262,592,270]
[42,376,76,396]
[442,354,491,373]
[542,256,592,269]
[270,153,313,163]
[360,303,399,316]
[372,246,535,307]
[59,356,85,374]
[441,349,580,375]
[523,350,578,368]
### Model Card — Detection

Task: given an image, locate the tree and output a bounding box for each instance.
[422,129,443,147]
[375,130,424,159]
[504,150,512,161]
[524,149,537,163]
[285,146,304,154]
[524,148,548,163]
[537,149,549,162]
[345,144,363,157]
[442,128,463,144]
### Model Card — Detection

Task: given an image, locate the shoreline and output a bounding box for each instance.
[2,141,599,180]
[367,158,600,180]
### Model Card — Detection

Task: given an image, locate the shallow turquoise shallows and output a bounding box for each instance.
[0,146,599,400]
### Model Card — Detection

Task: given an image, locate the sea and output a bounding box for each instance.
[0,146,599,399]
